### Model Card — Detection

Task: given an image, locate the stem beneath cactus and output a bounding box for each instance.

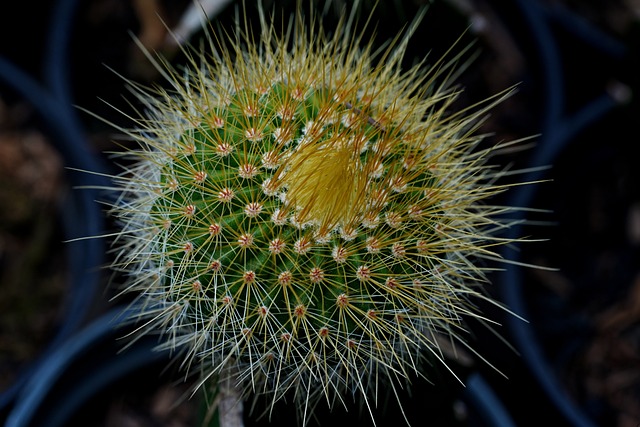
[217,368,244,427]
[200,364,244,427]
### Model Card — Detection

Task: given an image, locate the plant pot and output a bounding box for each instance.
[494,1,638,426]
[502,107,640,427]
[0,0,112,417]
[0,50,110,424]
[4,306,517,427]
[4,306,173,427]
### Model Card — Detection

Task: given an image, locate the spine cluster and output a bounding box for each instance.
[108,5,518,424]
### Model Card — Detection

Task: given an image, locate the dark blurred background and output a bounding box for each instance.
[0,1,639,426]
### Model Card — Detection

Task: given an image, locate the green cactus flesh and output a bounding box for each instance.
[146,81,456,377]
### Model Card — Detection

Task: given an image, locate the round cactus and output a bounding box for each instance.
[107,3,521,424]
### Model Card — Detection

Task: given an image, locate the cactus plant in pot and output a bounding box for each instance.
[7,1,536,426]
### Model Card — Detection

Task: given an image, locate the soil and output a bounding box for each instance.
[93,380,199,427]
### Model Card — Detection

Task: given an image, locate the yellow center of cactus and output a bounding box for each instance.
[281,136,366,234]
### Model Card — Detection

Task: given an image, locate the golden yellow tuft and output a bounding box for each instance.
[278,133,368,234]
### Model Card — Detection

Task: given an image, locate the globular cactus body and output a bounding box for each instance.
[109,4,519,423]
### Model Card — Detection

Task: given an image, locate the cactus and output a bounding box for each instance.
[106,3,523,425]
